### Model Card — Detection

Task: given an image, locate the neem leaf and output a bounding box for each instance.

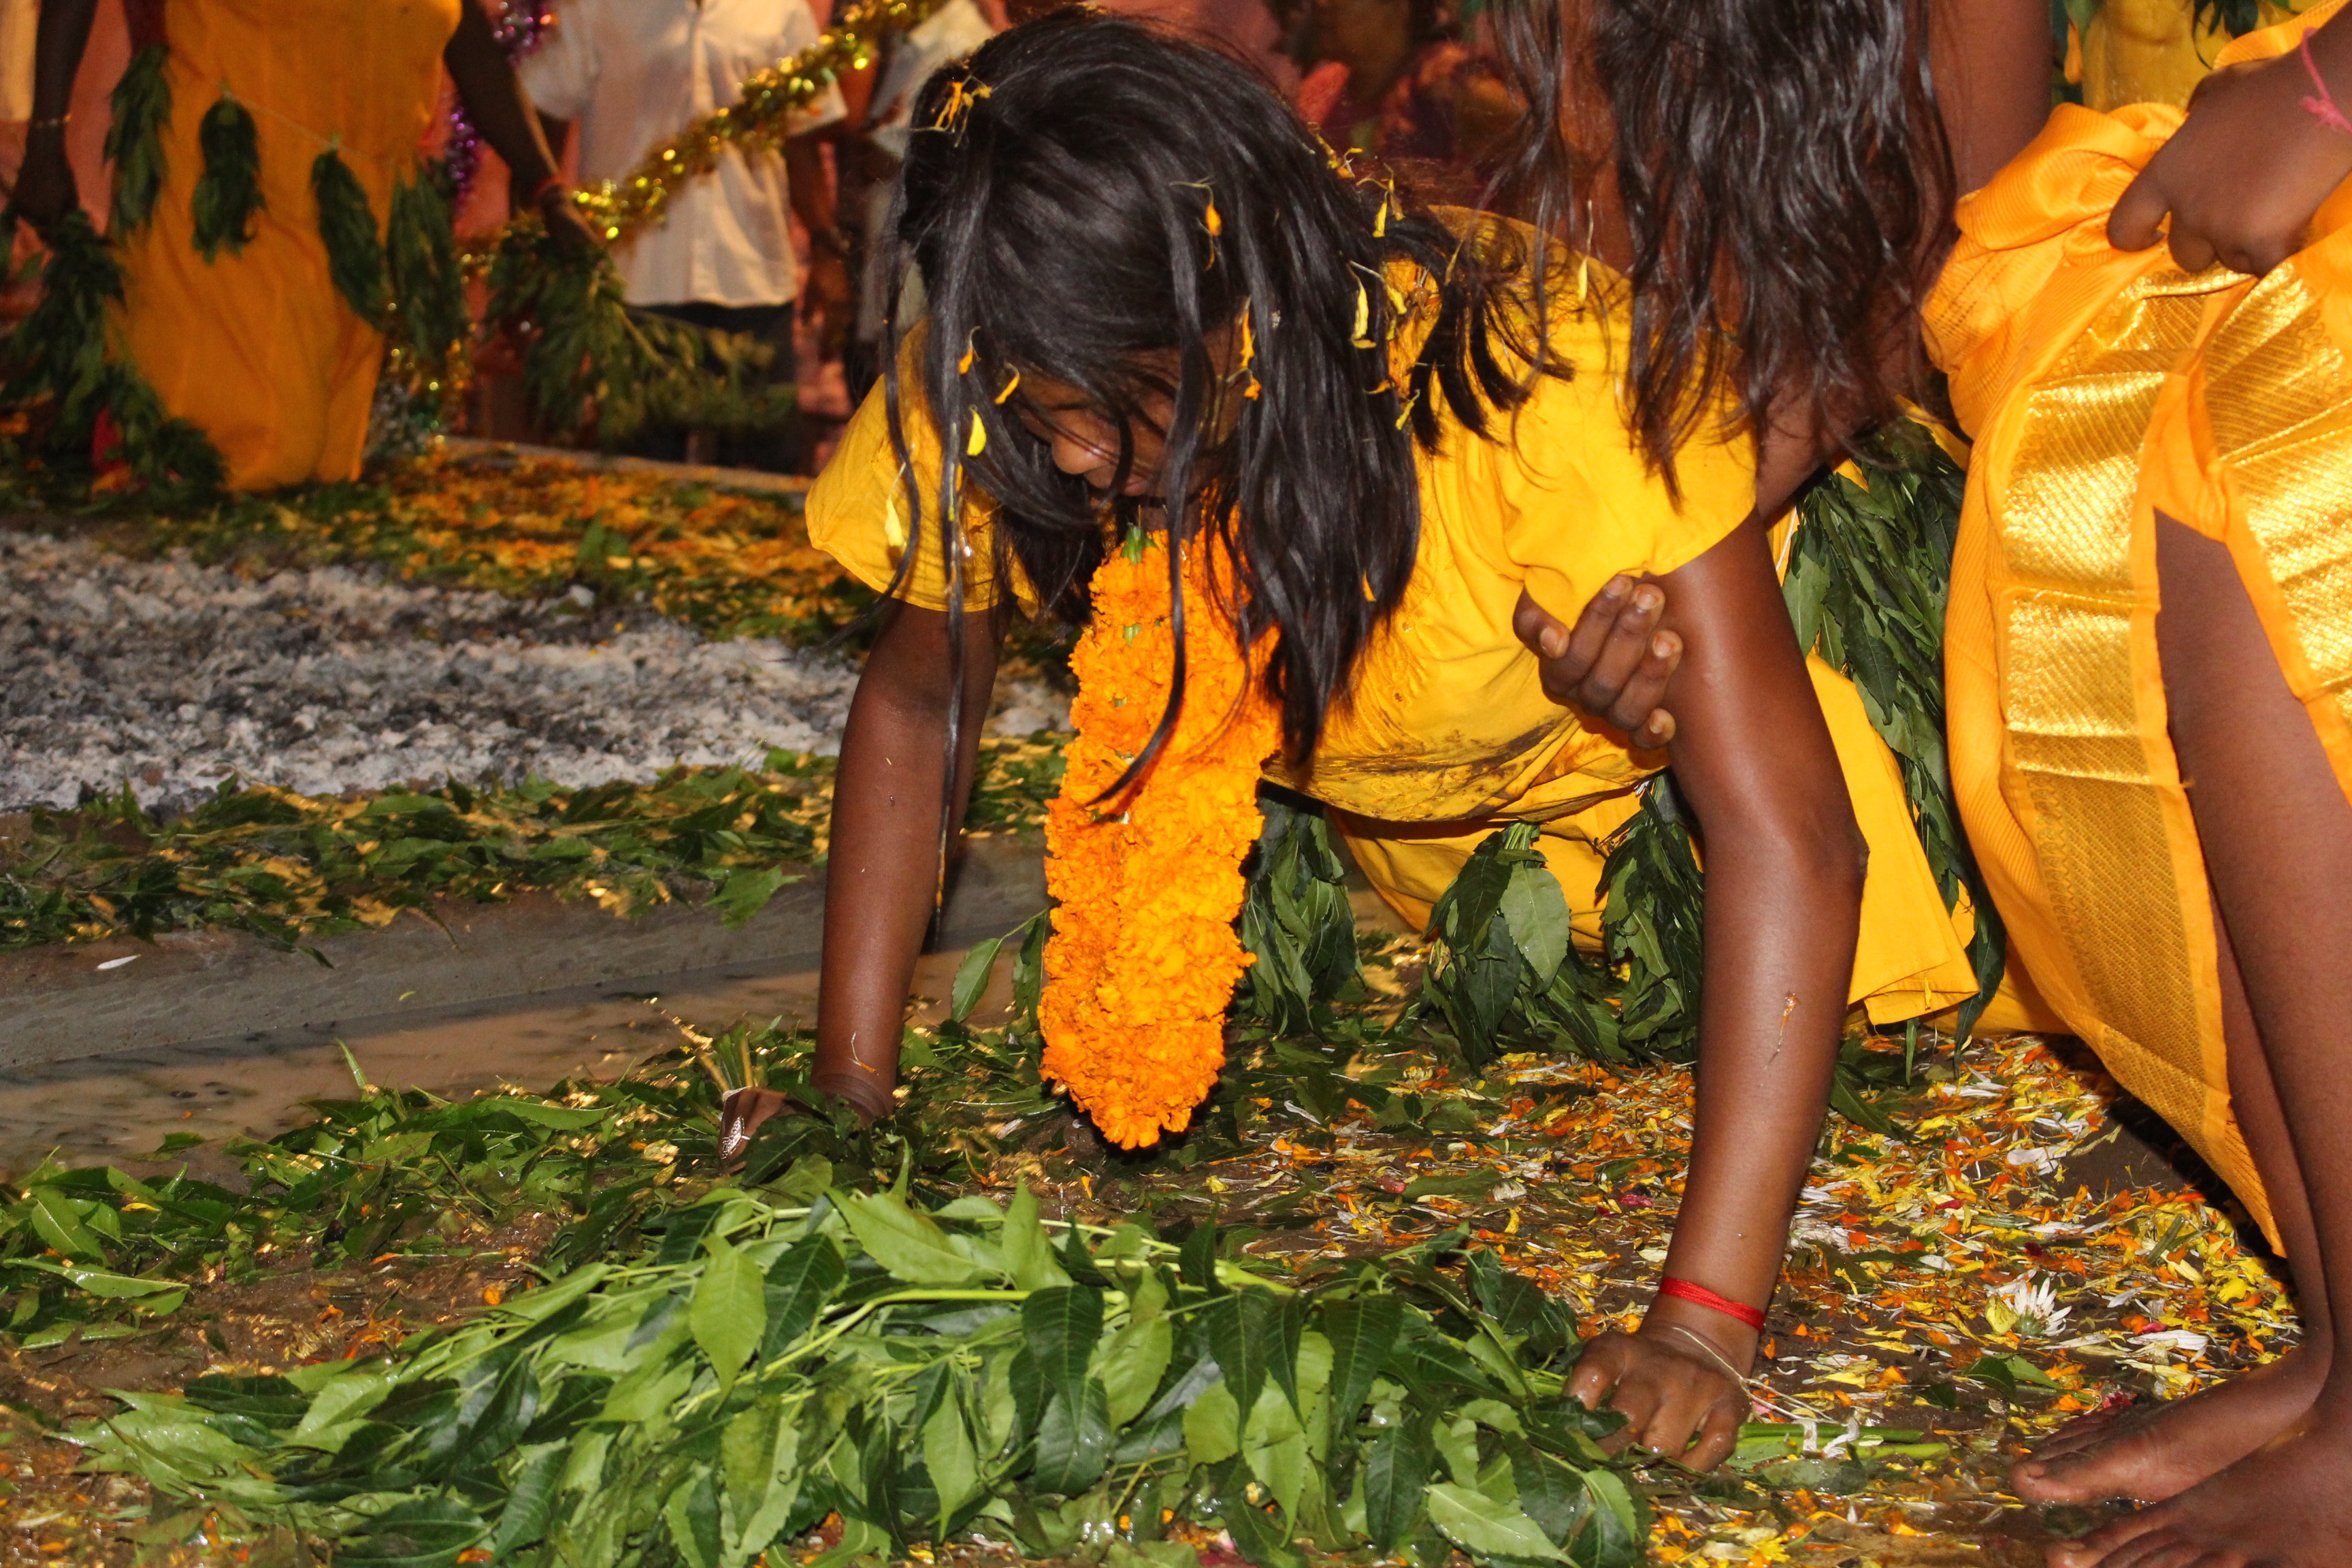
[1241,1384,1309,1519]
[949,922,1017,1023]
[1498,856,1571,989]
[1002,1183,1072,1292]
[1098,1309,1173,1427]
[1503,1435,1583,1548]
[921,1378,984,1518]
[1030,1379,1113,1495]
[17,1258,184,1298]
[1424,1482,1562,1563]
[1206,1289,1290,1423]
[837,1188,980,1286]
[1320,1296,1405,1451]
[1361,1416,1432,1552]
[760,1233,846,1360]
[1022,1286,1105,1407]
[491,1441,567,1557]
[1179,1222,1220,1290]
[1574,1469,1646,1568]
[689,1234,765,1391]
[710,865,788,927]
[336,1497,488,1568]
[25,1188,104,1260]
[1212,1457,1304,1568]
[1183,1377,1241,1468]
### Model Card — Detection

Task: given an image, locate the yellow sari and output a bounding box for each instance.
[1929,1,2352,1247]
[808,214,1983,1028]
[114,0,459,491]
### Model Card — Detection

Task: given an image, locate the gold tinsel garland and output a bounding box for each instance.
[569,0,947,244]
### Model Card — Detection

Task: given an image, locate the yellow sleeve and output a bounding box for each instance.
[803,331,1032,614]
[1493,339,1756,623]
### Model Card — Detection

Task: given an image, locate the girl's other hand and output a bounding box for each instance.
[1514,578,1680,747]
[1567,1309,1753,1471]
[2108,25,2352,276]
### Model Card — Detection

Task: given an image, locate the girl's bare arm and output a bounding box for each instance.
[1565,516,1865,1468]
[812,598,1004,1119]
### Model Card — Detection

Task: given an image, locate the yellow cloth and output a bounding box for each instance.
[1927,0,2352,1249]
[114,0,459,491]
[808,214,1982,1026]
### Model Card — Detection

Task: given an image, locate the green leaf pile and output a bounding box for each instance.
[0,738,1064,953]
[82,1188,1650,1568]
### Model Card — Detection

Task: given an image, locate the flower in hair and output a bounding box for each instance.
[1038,531,1281,1147]
[930,73,991,134]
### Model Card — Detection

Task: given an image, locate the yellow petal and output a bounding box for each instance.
[966,415,987,457]
[1350,281,1371,348]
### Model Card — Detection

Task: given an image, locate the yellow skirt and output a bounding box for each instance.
[1333,656,1988,1029]
[1928,4,2352,1250]
[113,0,457,491]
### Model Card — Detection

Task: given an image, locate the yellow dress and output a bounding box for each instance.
[114,0,460,491]
[808,217,1983,1028]
[1929,1,2352,1247]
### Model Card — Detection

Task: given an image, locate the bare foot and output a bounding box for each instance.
[2012,1347,2323,1505]
[2047,1414,2352,1567]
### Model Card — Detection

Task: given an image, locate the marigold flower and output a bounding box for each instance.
[1039,534,1281,1147]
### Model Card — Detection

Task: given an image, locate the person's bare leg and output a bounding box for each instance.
[2012,913,2329,1502]
[2053,514,2352,1565]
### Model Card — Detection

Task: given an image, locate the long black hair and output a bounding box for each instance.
[1491,0,1953,487]
[880,9,1536,804]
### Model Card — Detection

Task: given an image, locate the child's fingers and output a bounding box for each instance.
[1603,630,1682,738]
[2166,220,2221,277]
[2106,165,2172,255]
[1681,1395,1747,1473]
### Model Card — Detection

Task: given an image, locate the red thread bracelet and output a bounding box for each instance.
[2301,32,2352,140]
[1656,1277,1766,1332]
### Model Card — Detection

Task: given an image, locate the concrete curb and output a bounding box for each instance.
[0,835,1045,1071]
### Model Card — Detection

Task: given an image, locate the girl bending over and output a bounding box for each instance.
[751,12,1979,1467]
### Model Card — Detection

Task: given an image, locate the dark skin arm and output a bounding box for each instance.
[12,0,99,240]
[1520,0,2048,696]
[785,133,851,352]
[444,0,595,255]
[1562,517,1867,1469]
[810,595,1005,1121]
[2108,7,2352,276]
[1738,0,2050,518]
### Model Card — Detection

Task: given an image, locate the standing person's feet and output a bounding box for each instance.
[2011,1345,2326,1503]
[2047,1414,2352,1566]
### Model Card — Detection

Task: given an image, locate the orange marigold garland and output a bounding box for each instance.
[1040,532,1283,1148]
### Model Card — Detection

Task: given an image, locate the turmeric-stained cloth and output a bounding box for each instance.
[808,212,1982,1029]
[114,0,459,491]
[1926,0,2352,1249]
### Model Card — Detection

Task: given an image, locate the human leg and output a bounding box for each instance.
[2012,908,2328,1503]
[2051,513,2352,1565]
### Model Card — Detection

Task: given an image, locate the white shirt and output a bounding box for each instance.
[865,0,996,161]
[521,0,848,308]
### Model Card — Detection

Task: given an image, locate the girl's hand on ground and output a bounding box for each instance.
[2108,42,2352,276]
[1568,1316,1752,1471]
[1513,577,1680,747]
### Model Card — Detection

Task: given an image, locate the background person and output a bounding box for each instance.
[11,0,588,491]
[520,0,849,472]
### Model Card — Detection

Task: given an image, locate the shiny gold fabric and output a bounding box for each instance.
[1929,0,2352,1248]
